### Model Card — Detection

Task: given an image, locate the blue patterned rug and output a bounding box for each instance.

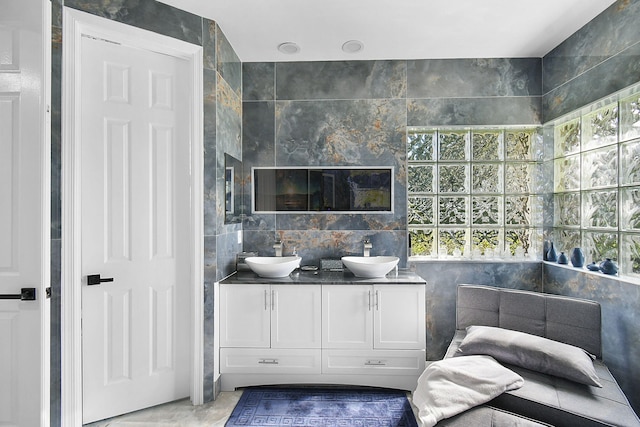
[225,387,418,427]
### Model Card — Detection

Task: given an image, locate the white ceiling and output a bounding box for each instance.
[158,0,617,62]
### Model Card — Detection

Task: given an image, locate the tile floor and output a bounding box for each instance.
[84,391,243,427]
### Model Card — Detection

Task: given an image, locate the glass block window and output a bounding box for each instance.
[408,127,542,258]
[552,88,640,278]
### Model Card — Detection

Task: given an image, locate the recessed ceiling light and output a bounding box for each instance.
[278,42,300,54]
[342,40,364,54]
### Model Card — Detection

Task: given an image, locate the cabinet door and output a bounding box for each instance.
[220,284,270,348]
[374,285,425,349]
[271,285,322,349]
[322,285,373,349]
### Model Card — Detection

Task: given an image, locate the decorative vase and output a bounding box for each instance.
[557,252,568,264]
[570,247,585,268]
[546,242,557,262]
[587,262,600,271]
[599,258,618,275]
[543,240,550,261]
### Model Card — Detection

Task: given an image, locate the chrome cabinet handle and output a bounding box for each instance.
[368,290,372,311]
[375,290,379,311]
[364,360,386,366]
[258,358,279,365]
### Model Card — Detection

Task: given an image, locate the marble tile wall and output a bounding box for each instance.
[242,58,542,266]
[543,0,640,121]
[50,1,241,424]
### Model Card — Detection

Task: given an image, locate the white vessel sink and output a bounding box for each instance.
[245,256,301,278]
[341,256,399,278]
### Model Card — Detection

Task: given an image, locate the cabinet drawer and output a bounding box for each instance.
[220,348,321,374]
[322,349,425,376]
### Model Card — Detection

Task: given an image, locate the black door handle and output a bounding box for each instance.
[0,288,36,301]
[87,274,114,286]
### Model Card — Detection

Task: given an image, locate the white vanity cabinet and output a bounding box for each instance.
[322,284,425,379]
[219,281,426,392]
[322,284,425,350]
[220,284,321,348]
[219,284,322,378]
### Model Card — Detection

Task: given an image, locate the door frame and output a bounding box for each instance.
[61,8,204,426]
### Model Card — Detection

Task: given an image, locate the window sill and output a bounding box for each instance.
[408,256,539,263]
[543,261,640,286]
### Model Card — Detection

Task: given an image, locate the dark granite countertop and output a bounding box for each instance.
[220,269,426,285]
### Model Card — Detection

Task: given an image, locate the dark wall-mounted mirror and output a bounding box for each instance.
[225,153,243,223]
[252,166,393,213]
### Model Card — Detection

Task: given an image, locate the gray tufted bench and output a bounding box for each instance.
[443,284,640,427]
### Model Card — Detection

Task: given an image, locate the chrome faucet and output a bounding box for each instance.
[363,239,373,257]
[273,240,283,257]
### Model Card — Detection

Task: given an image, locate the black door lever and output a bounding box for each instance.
[87,274,114,286]
[0,288,36,300]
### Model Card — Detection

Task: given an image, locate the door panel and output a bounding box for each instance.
[105,118,132,262]
[374,285,426,349]
[104,289,133,383]
[0,0,49,425]
[220,285,271,348]
[151,125,174,259]
[0,312,18,422]
[81,35,190,424]
[322,285,372,349]
[272,285,321,349]
[150,285,175,373]
[0,96,19,271]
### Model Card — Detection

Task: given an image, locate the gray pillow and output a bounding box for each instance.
[456,325,602,387]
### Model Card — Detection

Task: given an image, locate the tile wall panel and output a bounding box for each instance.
[64,0,202,45]
[275,61,406,100]
[543,0,640,94]
[542,0,640,121]
[407,58,542,98]
[407,97,541,126]
[243,62,275,101]
[216,24,241,95]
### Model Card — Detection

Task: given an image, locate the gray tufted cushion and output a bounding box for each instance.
[456,284,602,359]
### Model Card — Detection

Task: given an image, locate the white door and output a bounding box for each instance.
[219,284,271,348]
[271,285,321,349]
[322,285,373,349]
[0,0,50,426]
[374,285,425,349]
[80,35,191,424]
